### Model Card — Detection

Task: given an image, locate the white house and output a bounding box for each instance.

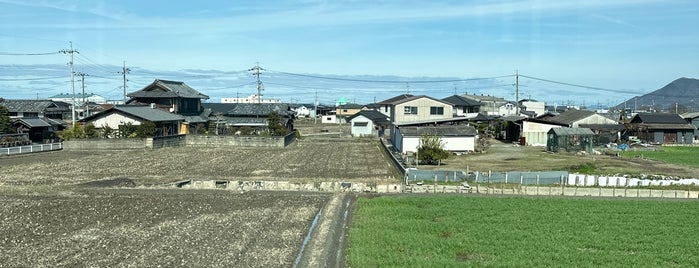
[292,105,311,118]
[520,99,546,117]
[79,105,184,137]
[548,110,618,127]
[49,93,108,106]
[392,124,478,154]
[221,94,281,104]
[347,110,389,137]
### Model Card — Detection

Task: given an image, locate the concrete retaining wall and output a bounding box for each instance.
[176,180,699,199]
[64,139,147,150]
[185,132,296,147]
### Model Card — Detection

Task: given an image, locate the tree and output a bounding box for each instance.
[416,134,450,165]
[84,123,99,138]
[135,121,156,138]
[0,105,10,134]
[267,111,289,136]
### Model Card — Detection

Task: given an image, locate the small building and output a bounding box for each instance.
[629,113,695,144]
[681,112,699,141]
[546,128,595,153]
[10,117,64,143]
[80,105,185,137]
[442,95,481,116]
[393,124,478,154]
[347,110,389,137]
[221,94,281,104]
[547,109,618,128]
[202,103,294,134]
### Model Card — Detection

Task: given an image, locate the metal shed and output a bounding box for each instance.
[546,128,595,153]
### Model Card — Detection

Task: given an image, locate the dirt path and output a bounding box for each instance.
[294,193,355,268]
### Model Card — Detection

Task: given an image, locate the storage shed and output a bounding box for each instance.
[546,128,595,153]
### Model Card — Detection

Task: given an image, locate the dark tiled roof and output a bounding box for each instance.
[202,103,292,117]
[377,94,414,104]
[462,94,507,102]
[127,79,209,99]
[13,118,51,127]
[442,95,481,106]
[81,105,184,123]
[347,110,389,123]
[631,113,689,124]
[337,103,364,109]
[548,110,595,125]
[399,125,477,136]
[386,95,453,106]
[0,99,67,113]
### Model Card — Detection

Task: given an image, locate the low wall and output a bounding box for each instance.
[63,139,146,150]
[148,135,186,149]
[186,132,296,147]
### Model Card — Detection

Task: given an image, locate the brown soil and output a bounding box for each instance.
[0,189,331,267]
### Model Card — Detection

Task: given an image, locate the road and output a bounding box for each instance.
[294,193,356,268]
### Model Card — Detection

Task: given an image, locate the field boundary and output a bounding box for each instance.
[171,179,699,199]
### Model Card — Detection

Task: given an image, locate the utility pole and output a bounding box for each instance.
[75,72,89,118]
[60,42,78,125]
[515,70,519,115]
[314,90,318,124]
[119,61,130,104]
[249,63,264,104]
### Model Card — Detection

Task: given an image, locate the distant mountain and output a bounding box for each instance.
[615,77,699,113]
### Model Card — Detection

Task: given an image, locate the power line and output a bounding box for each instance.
[271,70,515,84]
[0,76,65,81]
[519,74,635,94]
[0,51,60,56]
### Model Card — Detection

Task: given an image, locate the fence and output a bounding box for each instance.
[379,138,407,176]
[0,142,63,156]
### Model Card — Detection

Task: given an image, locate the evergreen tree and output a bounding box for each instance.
[0,105,10,134]
[417,134,450,165]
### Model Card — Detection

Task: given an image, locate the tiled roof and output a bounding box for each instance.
[347,110,389,122]
[13,118,51,127]
[337,103,364,109]
[442,95,481,106]
[127,79,209,99]
[548,110,595,125]
[377,94,414,104]
[81,105,184,123]
[631,113,689,124]
[399,125,477,136]
[202,103,292,117]
[0,99,66,113]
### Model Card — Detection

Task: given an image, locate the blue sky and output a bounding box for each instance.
[1,0,698,106]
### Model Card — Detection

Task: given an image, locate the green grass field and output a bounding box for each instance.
[347,195,699,267]
[620,146,699,168]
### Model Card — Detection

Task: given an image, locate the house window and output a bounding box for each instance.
[342,109,348,113]
[403,106,418,115]
[354,122,368,127]
[430,106,444,115]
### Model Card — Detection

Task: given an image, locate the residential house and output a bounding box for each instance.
[392,124,478,154]
[377,94,413,118]
[629,113,695,144]
[681,112,699,141]
[335,103,364,117]
[127,79,210,134]
[290,103,313,118]
[79,105,184,137]
[49,93,108,119]
[202,103,294,134]
[442,95,481,117]
[462,94,509,116]
[519,99,545,117]
[381,95,454,124]
[347,110,389,137]
[0,99,69,142]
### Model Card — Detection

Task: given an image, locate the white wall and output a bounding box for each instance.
[400,136,475,153]
[571,114,618,127]
[91,113,140,129]
[522,121,562,146]
[521,101,545,116]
